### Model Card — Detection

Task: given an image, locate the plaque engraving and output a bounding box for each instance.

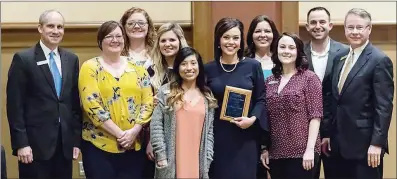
[220,86,252,121]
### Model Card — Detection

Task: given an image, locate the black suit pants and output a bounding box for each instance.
[18,128,72,179]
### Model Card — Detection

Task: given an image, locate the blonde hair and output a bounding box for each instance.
[150,22,189,92]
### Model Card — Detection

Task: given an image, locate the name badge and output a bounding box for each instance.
[125,68,135,72]
[268,80,278,84]
[36,60,48,66]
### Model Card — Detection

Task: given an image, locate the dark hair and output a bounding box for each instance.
[168,47,217,108]
[97,20,125,51]
[120,7,156,55]
[213,17,245,61]
[245,15,280,58]
[307,7,331,22]
[271,32,308,78]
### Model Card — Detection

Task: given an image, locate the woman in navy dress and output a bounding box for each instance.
[205,17,268,179]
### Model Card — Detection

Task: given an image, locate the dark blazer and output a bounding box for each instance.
[326,42,394,160]
[6,42,82,160]
[304,39,349,138]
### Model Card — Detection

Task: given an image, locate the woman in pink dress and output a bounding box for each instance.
[150,47,217,178]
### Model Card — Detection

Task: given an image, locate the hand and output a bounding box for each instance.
[154,96,159,107]
[367,145,382,168]
[73,147,80,160]
[231,116,256,129]
[157,159,168,168]
[260,150,270,169]
[302,148,315,170]
[17,146,33,164]
[146,141,155,161]
[321,138,331,157]
[117,125,142,148]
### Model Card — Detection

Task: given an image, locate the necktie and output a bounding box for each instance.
[338,52,354,93]
[49,52,62,97]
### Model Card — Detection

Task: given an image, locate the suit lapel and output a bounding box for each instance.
[59,48,69,99]
[304,43,314,71]
[34,43,57,97]
[339,44,372,96]
[325,40,339,80]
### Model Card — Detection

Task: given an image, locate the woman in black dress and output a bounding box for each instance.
[205,17,268,179]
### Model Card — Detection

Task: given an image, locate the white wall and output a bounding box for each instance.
[1,2,191,23]
[299,2,396,24]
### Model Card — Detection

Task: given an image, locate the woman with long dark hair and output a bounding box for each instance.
[151,47,217,178]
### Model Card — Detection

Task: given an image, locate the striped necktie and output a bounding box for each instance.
[338,52,354,94]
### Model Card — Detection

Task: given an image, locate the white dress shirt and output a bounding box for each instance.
[40,40,62,76]
[337,40,369,87]
[310,39,330,82]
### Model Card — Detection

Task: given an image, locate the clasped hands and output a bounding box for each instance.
[117,125,142,149]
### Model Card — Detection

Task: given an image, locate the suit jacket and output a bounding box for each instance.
[304,39,349,138]
[326,42,394,160]
[6,42,82,160]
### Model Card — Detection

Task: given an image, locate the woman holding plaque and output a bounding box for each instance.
[261,32,322,179]
[205,17,267,179]
[150,47,217,178]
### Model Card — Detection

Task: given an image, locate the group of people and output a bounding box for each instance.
[5,5,393,179]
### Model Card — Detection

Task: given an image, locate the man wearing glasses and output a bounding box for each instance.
[322,8,394,179]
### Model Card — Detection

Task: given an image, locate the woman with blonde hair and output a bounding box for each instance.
[149,22,189,93]
[151,47,216,178]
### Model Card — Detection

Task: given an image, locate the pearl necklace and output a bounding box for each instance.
[220,57,239,73]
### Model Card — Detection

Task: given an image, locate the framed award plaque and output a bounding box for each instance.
[220,86,252,121]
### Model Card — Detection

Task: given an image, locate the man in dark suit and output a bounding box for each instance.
[6,10,82,179]
[303,7,348,179]
[322,8,394,179]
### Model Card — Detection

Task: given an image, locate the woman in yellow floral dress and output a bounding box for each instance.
[78,20,153,179]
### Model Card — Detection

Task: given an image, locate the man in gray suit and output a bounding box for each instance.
[303,7,348,179]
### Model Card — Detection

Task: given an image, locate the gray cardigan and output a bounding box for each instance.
[150,84,215,179]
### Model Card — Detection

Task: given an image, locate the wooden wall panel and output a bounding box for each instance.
[1,24,192,179]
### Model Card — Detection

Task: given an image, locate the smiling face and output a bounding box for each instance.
[277,36,297,65]
[38,11,65,49]
[253,21,274,50]
[125,12,148,40]
[344,14,371,49]
[179,54,199,82]
[101,27,125,54]
[306,10,333,40]
[159,30,180,58]
[220,27,241,57]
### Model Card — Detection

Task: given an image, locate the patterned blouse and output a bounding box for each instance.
[79,56,154,153]
[265,70,322,159]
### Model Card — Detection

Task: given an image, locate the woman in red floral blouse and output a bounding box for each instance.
[261,32,323,179]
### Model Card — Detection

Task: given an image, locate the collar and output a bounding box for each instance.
[40,40,59,57]
[310,38,330,56]
[349,40,369,55]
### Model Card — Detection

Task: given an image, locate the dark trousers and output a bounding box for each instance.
[257,161,268,179]
[141,146,155,179]
[326,154,383,179]
[314,153,334,179]
[18,130,72,179]
[1,146,7,179]
[269,154,319,179]
[81,140,145,179]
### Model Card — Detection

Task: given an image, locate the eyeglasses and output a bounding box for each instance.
[345,25,370,33]
[126,21,148,28]
[104,35,124,41]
